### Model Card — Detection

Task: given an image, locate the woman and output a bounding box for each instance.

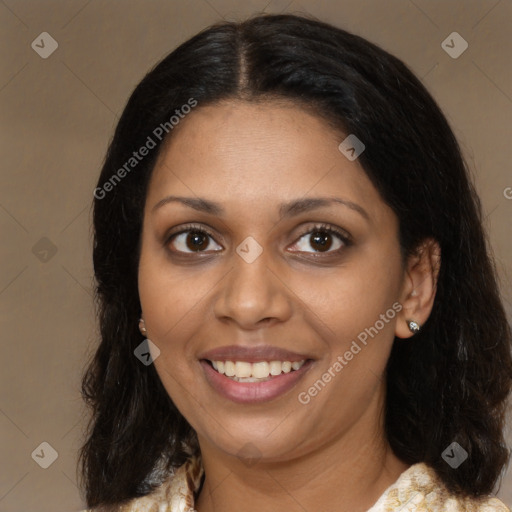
[81,13,512,512]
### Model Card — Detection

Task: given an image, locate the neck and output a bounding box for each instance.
[194,407,409,512]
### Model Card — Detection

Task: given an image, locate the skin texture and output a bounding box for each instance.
[137,99,441,512]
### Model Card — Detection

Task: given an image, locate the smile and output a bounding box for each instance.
[200,358,313,403]
[209,360,306,381]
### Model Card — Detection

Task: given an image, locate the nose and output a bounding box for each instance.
[213,246,293,330]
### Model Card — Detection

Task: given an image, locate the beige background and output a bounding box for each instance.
[0,1,511,511]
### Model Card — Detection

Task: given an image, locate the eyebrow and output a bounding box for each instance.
[151,195,369,221]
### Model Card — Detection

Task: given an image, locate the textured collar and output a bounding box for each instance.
[112,454,510,512]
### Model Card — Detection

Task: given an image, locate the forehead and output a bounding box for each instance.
[146,99,385,221]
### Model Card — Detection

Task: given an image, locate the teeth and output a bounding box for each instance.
[269,361,282,375]
[210,359,306,379]
[235,361,252,378]
[224,361,236,377]
[282,361,292,373]
[252,362,269,379]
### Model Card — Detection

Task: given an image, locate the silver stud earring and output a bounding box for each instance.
[138,318,147,335]
[407,320,421,334]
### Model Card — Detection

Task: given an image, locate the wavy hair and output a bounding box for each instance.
[80,13,512,509]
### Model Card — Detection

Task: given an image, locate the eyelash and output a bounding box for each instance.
[165,222,352,257]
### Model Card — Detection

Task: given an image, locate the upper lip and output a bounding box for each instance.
[199,345,312,363]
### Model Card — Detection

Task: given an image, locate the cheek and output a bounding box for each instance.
[307,257,401,344]
[296,265,400,422]
[138,260,207,410]
[302,249,402,404]
[350,242,402,316]
[138,247,210,347]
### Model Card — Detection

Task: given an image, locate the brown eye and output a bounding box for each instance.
[185,231,209,251]
[309,231,334,252]
[167,226,222,254]
[291,224,350,255]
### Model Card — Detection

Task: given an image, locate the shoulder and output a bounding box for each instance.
[81,453,204,512]
[81,458,510,512]
[368,462,510,512]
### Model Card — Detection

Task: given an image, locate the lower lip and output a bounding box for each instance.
[200,360,313,404]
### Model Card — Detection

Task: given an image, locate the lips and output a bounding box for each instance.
[198,344,315,404]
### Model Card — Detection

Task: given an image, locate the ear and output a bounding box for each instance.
[395,238,441,339]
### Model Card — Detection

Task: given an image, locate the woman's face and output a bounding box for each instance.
[138,99,408,462]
